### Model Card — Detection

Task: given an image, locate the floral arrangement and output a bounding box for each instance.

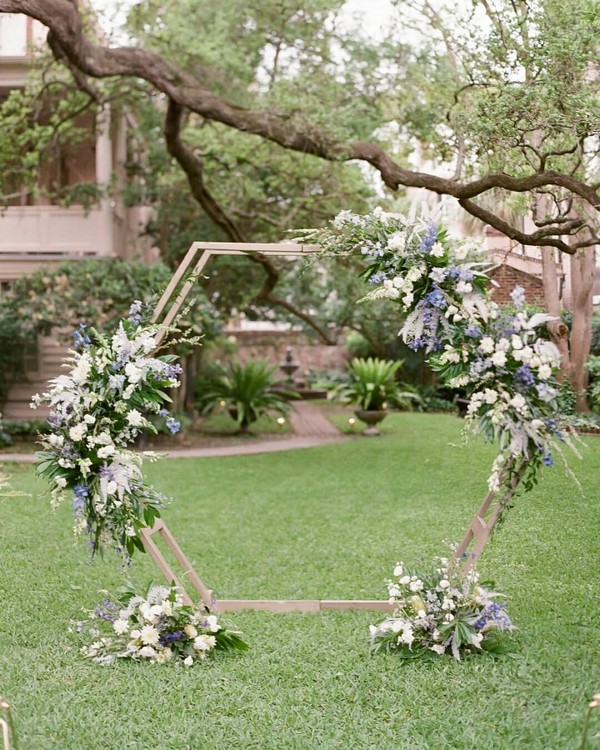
[32,301,185,558]
[75,583,248,666]
[369,556,515,661]
[301,207,581,492]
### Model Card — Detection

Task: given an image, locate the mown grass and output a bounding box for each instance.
[1,413,599,749]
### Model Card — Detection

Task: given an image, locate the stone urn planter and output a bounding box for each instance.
[354,409,388,437]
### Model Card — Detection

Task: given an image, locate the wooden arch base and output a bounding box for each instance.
[141,240,531,610]
[139,519,394,613]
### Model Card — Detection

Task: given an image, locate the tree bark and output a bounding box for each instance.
[569,248,595,412]
[540,247,570,380]
[0,0,599,254]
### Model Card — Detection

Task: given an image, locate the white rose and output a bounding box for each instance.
[184,624,198,639]
[491,351,507,367]
[84,414,96,424]
[439,579,450,590]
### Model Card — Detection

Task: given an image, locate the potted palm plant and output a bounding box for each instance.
[195,359,296,434]
[334,357,407,436]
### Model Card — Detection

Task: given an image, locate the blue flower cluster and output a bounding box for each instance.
[72,323,91,351]
[473,601,513,631]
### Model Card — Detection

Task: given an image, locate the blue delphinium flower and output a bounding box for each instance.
[425,286,447,309]
[72,323,91,351]
[510,285,526,309]
[128,300,143,326]
[166,417,181,435]
[514,364,535,391]
[420,222,438,251]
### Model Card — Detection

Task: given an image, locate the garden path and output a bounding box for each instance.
[0,402,345,463]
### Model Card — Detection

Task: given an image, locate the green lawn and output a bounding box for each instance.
[1,413,599,749]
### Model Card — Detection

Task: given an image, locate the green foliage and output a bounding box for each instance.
[333,357,407,411]
[195,359,296,432]
[0,258,217,409]
[585,355,600,412]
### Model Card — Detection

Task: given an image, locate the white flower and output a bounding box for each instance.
[125,363,143,384]
[479,337,495,354]
[509,393,527,412]
[456,280,473,295]
[430,242,445,257]
[483,389,498,405]
[69,423,87,441]
[55,476,67,488]
[194,635,216,652]
[71,353,92,385]
[444,613,455,622]
[97,445,116,459]
[138,646,157,659]
[84,414,96,424]
[537,364,552,380]
[140,625,160,645]
[130,629,141,640]
[409,579,424,592]
[388,585,402,598]
[491,351,507,367]
[113,619,129,635]
[439,579,450,590]
[387,232,406,252]
[393,564,403,577]
[471,632,484,649]
[431,644,446,656]
[406,265,424,282]
[184,624,198,639]
[183,655,194,667]
[126,409,145,427]
[204,615,220,633]
[511,335,523,351]
[399,575,411,585]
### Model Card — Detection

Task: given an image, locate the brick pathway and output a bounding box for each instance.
[0,402,345,463]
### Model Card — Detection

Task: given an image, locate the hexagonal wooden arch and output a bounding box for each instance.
[142,241,527,612]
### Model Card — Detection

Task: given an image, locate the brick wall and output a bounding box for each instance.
[488,264,545,307]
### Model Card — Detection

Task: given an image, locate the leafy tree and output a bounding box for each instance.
[0,258,217,408]
[1,0,599,407]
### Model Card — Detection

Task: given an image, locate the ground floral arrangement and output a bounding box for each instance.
[75,583,248,666]
[370,555,514,661]
[301,206,582,660]
[32,301,185,559]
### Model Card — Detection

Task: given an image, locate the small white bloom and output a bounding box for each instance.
[444,613,455,622]
[509,393,527,412]
[387,232,406,252]
[126,409,145,427]
[97,445,116,459]
[130,629,141,640]
[480,337,495,354]
[537,364,552,380]
[431,644,446,656]
[430,242,445,258]
[393,564,403,577]
[84,414,96,424]
[183,655,194,667]
[511,335,523,351]
[204,615,220,633]
[138,646,157,659]
[439,579,450,590]
[399,575,411,585]
[456,280,473,295]
[113,619,130,635]
[194,634,216,652]
[409,579,424,592]
[125,363,143,384]
[69,423,87,441]
[55,476,67,488]
[184,624,198,639]
[140,625,160,646]
[491,351,507,367]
